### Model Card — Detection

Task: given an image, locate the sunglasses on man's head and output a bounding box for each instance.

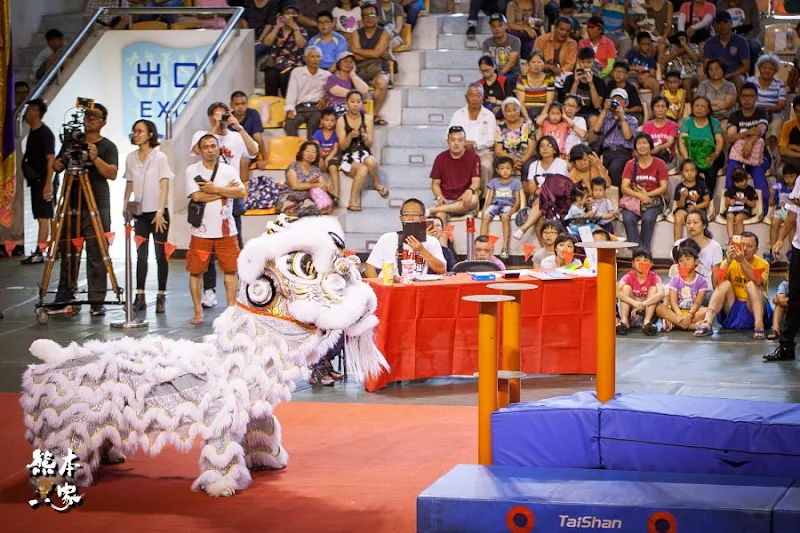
[448,126,465,134]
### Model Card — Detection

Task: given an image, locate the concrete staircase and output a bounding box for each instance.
[14,0,86,84]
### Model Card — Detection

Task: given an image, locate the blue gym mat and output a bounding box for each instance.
[600,393,800,478]
[417,465,793,533]
[774,480,800,533]
[492,391,602,468]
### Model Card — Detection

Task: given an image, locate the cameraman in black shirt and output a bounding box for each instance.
[20,99,57,265]
[52,103,119,316]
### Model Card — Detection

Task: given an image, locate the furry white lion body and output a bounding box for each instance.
[20,216,388,497]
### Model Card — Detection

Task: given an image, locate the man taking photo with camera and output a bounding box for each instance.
[52,102,119,316]
[190,101,258,309]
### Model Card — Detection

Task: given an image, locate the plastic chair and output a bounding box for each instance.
[171,20,201,30]
[132,21,169,30]
[714,189,764,225]
[394,24,412,52]
[248,95,287,129]
[363,99,375,116]
[264,136,305,170]
[451,260,502,273]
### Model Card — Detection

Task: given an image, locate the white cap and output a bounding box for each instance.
[610,88,629,101]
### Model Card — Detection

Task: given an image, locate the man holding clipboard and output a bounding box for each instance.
[364,199,446,279]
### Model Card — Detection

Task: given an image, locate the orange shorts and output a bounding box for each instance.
[187,235,240,275]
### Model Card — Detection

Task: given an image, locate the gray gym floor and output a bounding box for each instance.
[0,260,797,403]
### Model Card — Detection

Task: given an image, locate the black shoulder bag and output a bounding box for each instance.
[188,161,218,228]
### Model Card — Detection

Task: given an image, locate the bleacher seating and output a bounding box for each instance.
[264,136,305,170]
[132,21,169,30]
[714,190,764,226]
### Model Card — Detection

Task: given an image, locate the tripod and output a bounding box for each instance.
[36,164,122,324]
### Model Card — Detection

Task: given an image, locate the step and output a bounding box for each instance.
[41,12,86,35]
[15,48,42,67]
[379,165,433,189]
[386,125,447,148]
[424,49,483,70]
[360,187,435,208]
[420,68,478,87]
[440,14,492,35]
[30,32,77,49]
[402,106,462,125]
[407,86,467,108]
[437,33,491,50]
[382,146,444,167]
[341,208,403,234]
[343,232,389,253]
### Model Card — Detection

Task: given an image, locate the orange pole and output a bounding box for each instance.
[501,293,521,405]
[477,301,499,465]
[596,247,617,403]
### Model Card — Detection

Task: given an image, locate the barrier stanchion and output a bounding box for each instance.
[576,241,637,403]
[111,217,148,330]
[466,217,476,260]
[487,282,538,406]
[463,293,515,465]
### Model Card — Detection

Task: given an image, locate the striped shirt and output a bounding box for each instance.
[593,0,625,34]
[516,75,555,110]
[746,76,787,111]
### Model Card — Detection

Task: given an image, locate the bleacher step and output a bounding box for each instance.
[40,12,85,36]
[382,146,444,167]
[342,208,405,234]
[440,14,492,34]
[379,165,435,189]
[403,106,462,125]
[407,86,469,108]
[424,49,483,69]
[437,33,490,50]
[420,69,480,87]
[386,125,448,147]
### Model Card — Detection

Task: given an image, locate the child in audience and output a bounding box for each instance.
[589,177,615,233]
[540,233,582,269]
[532,220,560,267]
[672,159,711,241]
[769,164,799,262]
[724,168,759,239]
[582,228,611,269]
[481,157,524,259]
[624,32,661,95]
[333,0,362,45]
[565,182,589,220]
[662,70,685,122]
[769,271,790,339]
[616,247,664,336]
[312,108,341,202]
[656,246,708,331]
[536,102,571,154]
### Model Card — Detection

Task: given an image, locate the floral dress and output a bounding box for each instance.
[494,119,534,161]
[278,162,324,217]
[271,27,308,72]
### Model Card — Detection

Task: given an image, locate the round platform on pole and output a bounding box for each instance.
[575,241,638,249]
[472,370,526,379]
[486,282,539,292]
[462,294,516,303]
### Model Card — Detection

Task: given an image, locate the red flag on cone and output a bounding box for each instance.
[639,261,652,277]
[717,268,728,286]
[105,231,115,246]
[562,250,575,266]
[4,240,16,257]
[125,225,133,238]
[443,225,455,242]
[196,249,211,262]
[524,243,536,262]
[134,235,147,249]
[753,268,765,285]
[71,237,84,253]
[486,234,500,248]
[344,249,357,257]
[678,265,692,280]
[164,242,177,261]
[38,241,48,251]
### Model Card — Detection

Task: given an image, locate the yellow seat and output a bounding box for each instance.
[171,20,201,30]
[363,99,374,116]
[264,136,305,170]
[248,95,287,129]
[243,208,279,216]
[183,0,195,6]
[132,21,169,30]
[394,23,412,52]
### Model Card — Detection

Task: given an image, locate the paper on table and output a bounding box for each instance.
[578,226,598,271]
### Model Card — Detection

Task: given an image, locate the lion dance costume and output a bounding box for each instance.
[20,216,388,497]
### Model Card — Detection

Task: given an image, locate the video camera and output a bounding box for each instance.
[60,97,95,170]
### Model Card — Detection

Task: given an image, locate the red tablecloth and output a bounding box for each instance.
[364,273,597,392]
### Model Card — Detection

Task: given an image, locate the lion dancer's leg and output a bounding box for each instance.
[243,414,289,470]
[192,427,251,497]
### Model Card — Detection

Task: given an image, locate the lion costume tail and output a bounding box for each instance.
[29,339,77,365]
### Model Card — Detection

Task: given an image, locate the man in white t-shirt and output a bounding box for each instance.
[448,83,497,191]
[185,135,246,325]
[190,101,258,308]
[365,198,446,278]
[766,179,800,361]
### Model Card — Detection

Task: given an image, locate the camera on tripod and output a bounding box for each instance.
[60,97,95,170]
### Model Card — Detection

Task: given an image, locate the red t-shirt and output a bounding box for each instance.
[622,156,668,193]
[642,120,680,156]
[430,150,481,200]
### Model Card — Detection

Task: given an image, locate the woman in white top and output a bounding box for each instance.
[513,135,569,240]
[678,207,723,294]
[123,119,174,314]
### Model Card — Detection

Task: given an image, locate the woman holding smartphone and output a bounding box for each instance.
[123,119,174,314]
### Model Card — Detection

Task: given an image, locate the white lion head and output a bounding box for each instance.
[235,215,387,380]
